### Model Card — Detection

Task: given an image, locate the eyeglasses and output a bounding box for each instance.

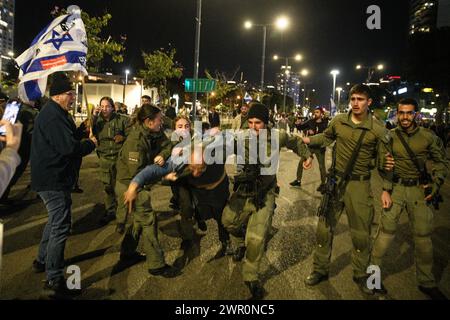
[398,111,416,116]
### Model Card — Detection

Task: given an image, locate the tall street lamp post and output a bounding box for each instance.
[123,69,130,104]
[244,16,289,93]
[336,87,343,109]
[330,69,339,116]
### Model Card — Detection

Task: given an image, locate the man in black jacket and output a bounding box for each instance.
[30,72,97,299]
[290,107,329,191]
[166,98,177,120]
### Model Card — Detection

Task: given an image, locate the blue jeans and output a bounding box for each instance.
[37,190,72,282]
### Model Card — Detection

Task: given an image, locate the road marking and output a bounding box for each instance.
[4,203,96,237]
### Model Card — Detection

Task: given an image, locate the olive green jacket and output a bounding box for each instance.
[92,112,129,160]
[309,111,392,190]
[115,124,172,185]
[391,125,448,184]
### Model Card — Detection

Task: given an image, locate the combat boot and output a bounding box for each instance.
[374,281,388,295]
[418,286,447,300]
[149,264,182,278]
[245,280,265,300]
[115,223,125,234]
[353,276,375,295]
[305,271,329,286]
[232,246,246,262]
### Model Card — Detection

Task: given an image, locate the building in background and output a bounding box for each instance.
[0,0,15,77]
[71,73,158,117]
[408,0,450,34]
[275,66,301,107]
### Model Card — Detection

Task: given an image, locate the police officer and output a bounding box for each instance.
[371,98,448,300]
[222,102,312,299]
[115,104,178,277]
[92,96,128,223]
[290,106,328,191]
[302,84,393,295]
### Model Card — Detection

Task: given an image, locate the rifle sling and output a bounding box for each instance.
[394,129,426,177]
[338,129,367,186]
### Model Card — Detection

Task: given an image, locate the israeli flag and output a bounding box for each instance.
[14,5,88,103]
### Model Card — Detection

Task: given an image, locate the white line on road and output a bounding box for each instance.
[4,203,96,238]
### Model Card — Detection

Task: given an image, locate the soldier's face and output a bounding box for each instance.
[145,112,162,132]
[141,98,151,105]
[350,93,372,115]
[100,100,113,118]
[313,110,321,119]
[241,106,249,116]
[248,118,266,134]
[397,104,417,130]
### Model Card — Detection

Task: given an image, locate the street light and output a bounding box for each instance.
[300,68,309,106]
[273,53,303,112]
[330,69,340,115]
[243,15,290,92]
[355,63,385,82]
[123,69,130,103]
[275,16,289,30]
[336,87,343,108]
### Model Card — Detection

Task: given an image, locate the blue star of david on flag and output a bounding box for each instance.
[44,30,73,50]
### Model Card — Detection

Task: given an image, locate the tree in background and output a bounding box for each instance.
[204,69,237,106]
[139,48,183,104]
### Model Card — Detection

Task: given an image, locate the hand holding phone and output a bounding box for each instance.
[0,120,22,152]
[0,100,22,136]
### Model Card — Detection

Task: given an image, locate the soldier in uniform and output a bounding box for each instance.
[221,103,313,299]
[302,84,393,295]
[92,96,129,223]
[290,106,328,191]
[371,98,448,300]
[231,104,249,130]
[114,104,178,277]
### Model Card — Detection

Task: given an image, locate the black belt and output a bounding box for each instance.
[393,176,420,186]
[336,171,371,181]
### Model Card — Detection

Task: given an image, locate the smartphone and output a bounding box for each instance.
[0,100,22,135]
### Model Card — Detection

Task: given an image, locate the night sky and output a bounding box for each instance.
[14,0,410,104]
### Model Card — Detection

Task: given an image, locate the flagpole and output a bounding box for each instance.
[81,75,93,137]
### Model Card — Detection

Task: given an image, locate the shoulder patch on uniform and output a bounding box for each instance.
[128,151,140,163]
